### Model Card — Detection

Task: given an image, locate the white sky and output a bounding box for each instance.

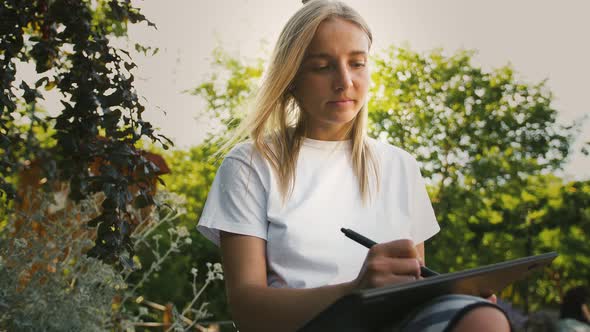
[31,0,590,180]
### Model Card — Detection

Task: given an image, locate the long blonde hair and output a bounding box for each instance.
[224,0,380,205]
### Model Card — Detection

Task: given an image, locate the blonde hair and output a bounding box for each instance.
[223,0,380,205]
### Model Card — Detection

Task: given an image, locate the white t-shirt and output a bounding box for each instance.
[197,137,440,289]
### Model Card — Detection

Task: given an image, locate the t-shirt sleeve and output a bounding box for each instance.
[409,158,440,245]
[196,153,268,247]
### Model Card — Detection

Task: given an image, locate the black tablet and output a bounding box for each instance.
[299,251,558,332]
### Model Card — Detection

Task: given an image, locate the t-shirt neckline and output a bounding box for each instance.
[302,137,352,150]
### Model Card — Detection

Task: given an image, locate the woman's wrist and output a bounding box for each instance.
[341,280,358,295]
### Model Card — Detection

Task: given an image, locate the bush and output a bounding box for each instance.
[0,189,223,331]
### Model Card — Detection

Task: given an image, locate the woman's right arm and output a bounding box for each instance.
[220,231,422,332]
[220,231,355,332]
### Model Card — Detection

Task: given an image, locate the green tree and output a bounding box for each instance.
[505,176,590,311]
[369,46,586,311]
[369,46,574,187]
[1,0,170,264]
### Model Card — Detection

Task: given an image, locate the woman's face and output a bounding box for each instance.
[292,17,370,140]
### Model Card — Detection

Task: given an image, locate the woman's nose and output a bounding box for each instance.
[333,66,353,91]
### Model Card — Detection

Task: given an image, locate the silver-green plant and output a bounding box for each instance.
[117,190,225,331]
[0,189,223,331]
[0,188,125,331]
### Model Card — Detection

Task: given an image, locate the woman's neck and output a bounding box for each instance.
[304,123,352,141]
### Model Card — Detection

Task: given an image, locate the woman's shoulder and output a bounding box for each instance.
[223,140,269,170]
[225,140,257,159]
[367,137,418,165]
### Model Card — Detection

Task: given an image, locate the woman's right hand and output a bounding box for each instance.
[353,239,422,290]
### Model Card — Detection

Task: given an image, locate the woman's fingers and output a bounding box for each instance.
[357,256,421,289]
[364,256,421,277]
[368,274,417,288]
[486,294,498,304]
[370,239,418,259]
[355,239,423,290]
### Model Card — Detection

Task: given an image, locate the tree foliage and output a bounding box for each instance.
[186,46,265,133]
[368,46,587,311]
[1,0,171,265]
[369,46,573,187]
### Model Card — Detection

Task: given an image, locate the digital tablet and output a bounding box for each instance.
[299,251,558,332]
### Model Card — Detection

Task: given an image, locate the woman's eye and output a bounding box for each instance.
[311,62,365,72]
[314,66,330,71]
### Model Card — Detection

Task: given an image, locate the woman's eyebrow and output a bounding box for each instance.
[305,50,367,60]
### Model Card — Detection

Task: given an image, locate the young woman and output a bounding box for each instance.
[197,1,512,331]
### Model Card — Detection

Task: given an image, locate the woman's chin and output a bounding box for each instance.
[326,109,359,124]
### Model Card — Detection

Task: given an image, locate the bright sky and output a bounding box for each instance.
[34,0,590,180]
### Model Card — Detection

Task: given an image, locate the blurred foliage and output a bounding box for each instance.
[1,0,171,266]
[133,48,264,321]
[369,46,574,183]
[128,143,229,320]
[369,46,588,312]
[185,46,265,133]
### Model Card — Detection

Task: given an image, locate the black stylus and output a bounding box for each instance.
[341,227,439,278]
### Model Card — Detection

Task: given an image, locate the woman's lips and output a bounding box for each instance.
[328,100,354,106]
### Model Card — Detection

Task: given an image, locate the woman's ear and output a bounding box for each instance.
[287,83,299,101]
